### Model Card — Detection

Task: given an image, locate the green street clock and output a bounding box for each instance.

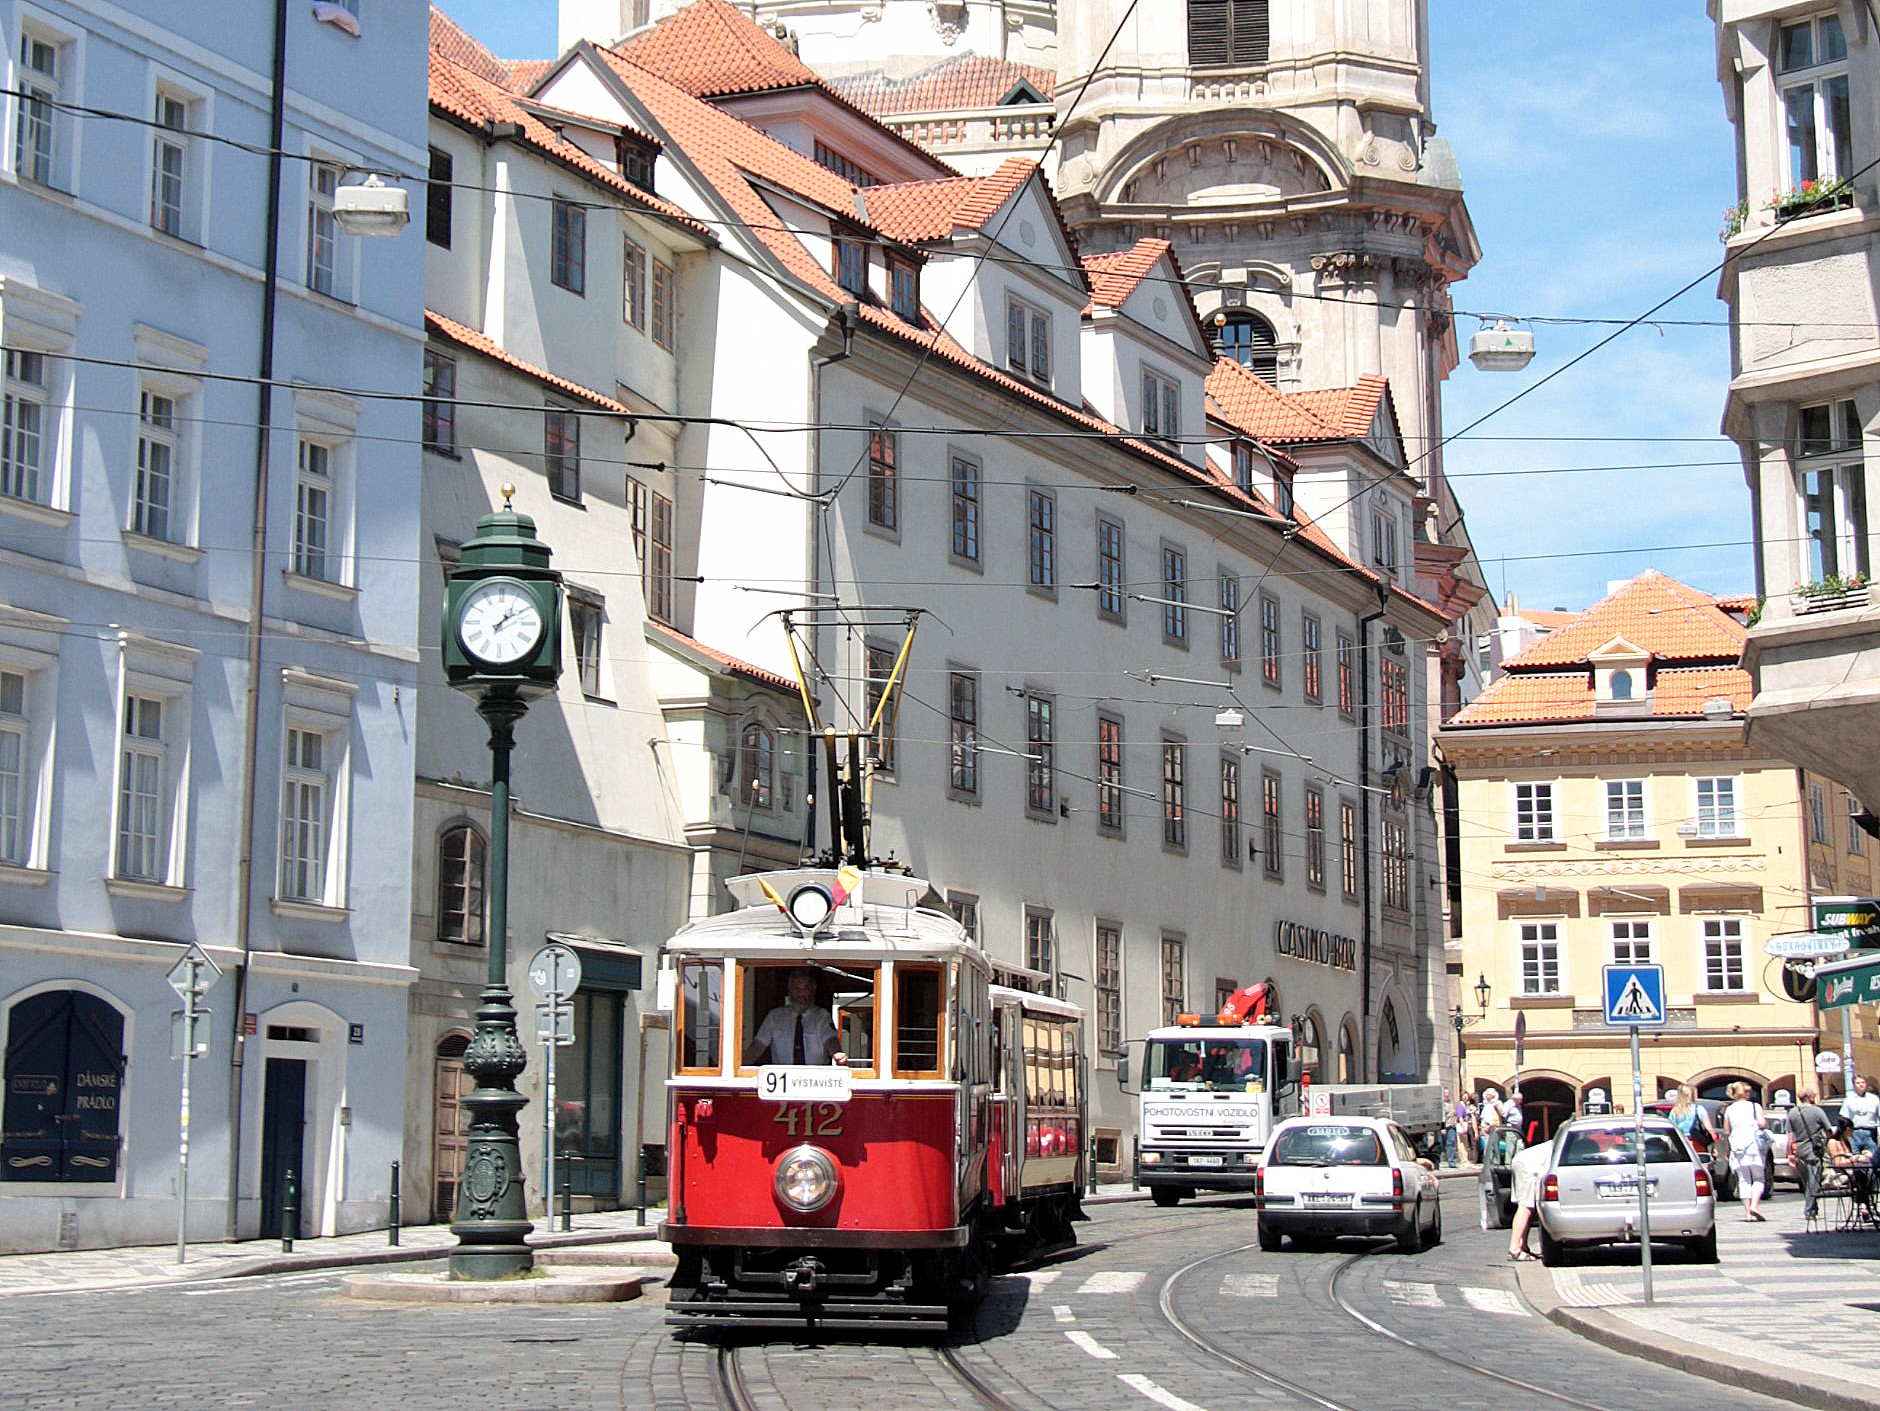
[442,486,563,697]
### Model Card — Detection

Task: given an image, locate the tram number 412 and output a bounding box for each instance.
[773,1102,844,1138]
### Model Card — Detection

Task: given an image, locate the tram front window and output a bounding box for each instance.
[739,962,877,1070]
[678,960,723,1072]
[1146,1037,1266,1092]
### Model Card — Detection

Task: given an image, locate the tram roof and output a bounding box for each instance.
[666,866,982,961]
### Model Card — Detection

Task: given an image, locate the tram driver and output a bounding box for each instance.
[744,968,847,1066]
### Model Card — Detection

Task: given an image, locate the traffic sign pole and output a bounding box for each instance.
[1632,1022,1652,1305]
[1603,963,1664,1308]
[166,945,221,1266]
[529,943,580,1226]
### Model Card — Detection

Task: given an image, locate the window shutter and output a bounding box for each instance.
[1187,0,1231,67]
[1231,0,1270,65]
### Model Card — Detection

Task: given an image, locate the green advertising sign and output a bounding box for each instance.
[1814,898,1880,932]
[1818,956,1880,1010]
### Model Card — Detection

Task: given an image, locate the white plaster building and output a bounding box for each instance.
[1712,2,1880,808]
[0,0,428,1251]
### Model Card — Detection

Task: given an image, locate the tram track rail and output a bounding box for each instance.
[707,1337,1027,1411]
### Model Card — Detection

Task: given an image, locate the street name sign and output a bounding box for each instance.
[1764,931,1853,959]
[1603,964,1666,1027]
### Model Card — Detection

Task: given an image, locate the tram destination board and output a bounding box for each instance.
[758,1066,854,1102]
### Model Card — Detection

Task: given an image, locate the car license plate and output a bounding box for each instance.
[1594,1178,1657,1198]
[1187,1155,1224,1168]
[1303,1192,1351,1208]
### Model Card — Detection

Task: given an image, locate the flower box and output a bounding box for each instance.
[1790,584,1870,614]
[1771,181,1856,225]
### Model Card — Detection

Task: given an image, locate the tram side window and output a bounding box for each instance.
[678,961,723,1072]
[737,962,877,1071]
[895,964,944,1076]
[1023,1017,1041,1105]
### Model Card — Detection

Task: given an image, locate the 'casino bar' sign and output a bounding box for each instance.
[1274,920,1358,972]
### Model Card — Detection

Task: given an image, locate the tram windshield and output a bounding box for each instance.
[1146,1036,1268,1092]
[737,962,878,1070]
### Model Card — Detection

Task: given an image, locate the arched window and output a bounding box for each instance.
[740,722,775,809]
[1337,1019,1357,1083]
[1610,669,1633,700]
[437,824,486,945]
[3,990,126,1183]
[1215,311,1278,382]
[1297,1012,1322,1083]
[1378,999,1418,1081]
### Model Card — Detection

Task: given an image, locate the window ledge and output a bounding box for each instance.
[549,492,587,511]
[1511,994,1576,1008]
[1026,808,1059,825]
[1683,835,1750,847]
[271,897,349,923]
[105,877,189,903]
[1503,841,1567,853]
[282,570,357,603]
[0,862,53,887]
[423,444,462,461]
[124,531,203,565]
[1693,989,1756,1003]
[949,553,985,576]
[0,495,75,529]
[946,788,981,808]
[1594,838,1659,851]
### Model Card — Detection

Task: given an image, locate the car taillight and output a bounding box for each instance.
[1542,1174,1559,1203]
[1694,1167,1711,1198]
[1253,1168,1264,1201]
[1392,1167,1404,1205]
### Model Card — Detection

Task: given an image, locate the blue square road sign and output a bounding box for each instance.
[1603,964,1666,1027]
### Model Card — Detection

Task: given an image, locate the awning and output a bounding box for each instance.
[1816,953,1880,1009]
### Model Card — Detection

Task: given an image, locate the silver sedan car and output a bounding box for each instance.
[1536,1115,1717,1265]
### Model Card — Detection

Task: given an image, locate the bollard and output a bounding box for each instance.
[1087,1136,1098,1195]
[635,1148,647,1228]
[388,1160,401,1246]
[1131,1137,1140,1192]
[282,1169,297,1254]
[559,1163,572,1233]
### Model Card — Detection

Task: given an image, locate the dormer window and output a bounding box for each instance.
[834,234,867,297]
[1142,368,1180,443]
[1590,638,1652,708]
[1609,670,1634,701]
[1232,441,1254,493]
[1215,310,1278,382]
[1007,298,1051,387]
[1273,465,1295,518]
[889,257,919,322]
[1370,507,1398,580]
[615,133,656,192]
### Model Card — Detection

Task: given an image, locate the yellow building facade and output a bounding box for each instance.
[1440,574,1818,1136]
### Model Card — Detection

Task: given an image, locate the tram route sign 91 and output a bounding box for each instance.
[758,1067,853,1102]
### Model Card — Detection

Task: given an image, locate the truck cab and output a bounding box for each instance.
[1132,1018,1298,1206]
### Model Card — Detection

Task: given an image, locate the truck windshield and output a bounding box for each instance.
[1146,1037,1266,1092]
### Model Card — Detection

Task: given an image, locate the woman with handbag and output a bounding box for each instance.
[1721,1081,1768,1222]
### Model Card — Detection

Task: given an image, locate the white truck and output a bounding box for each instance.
[1123,1008,1445,1207]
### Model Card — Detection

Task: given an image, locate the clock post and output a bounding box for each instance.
[441,485,562,1279]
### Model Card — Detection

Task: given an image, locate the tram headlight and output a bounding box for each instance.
[774,1145,839,1212]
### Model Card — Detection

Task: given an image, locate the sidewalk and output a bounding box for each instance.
[0,1182,1150,1299]
[1516,1192,1880,1411]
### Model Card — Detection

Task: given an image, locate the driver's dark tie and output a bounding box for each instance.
[794,1015,807,1066]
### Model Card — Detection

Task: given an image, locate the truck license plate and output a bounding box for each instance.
[1187,1155,1224,1168]
[1303,1192,1351,1208]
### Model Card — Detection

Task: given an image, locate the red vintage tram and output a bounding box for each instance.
[660,864,1087,1331]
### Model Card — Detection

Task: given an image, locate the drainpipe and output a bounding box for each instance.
[1357,588,1389,1082]
[225,0,289,1241]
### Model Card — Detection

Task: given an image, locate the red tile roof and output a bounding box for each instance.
[861,159,1037,243]
[1206,358,1344,441]
[829,54,1055,117]
[1289,378,1389,440]
[648,621,799,695]
[426,310,632,413]
[615,0,822,99]
[429,26,709,238]
[1447,667,1751,726]
[1503,570,1745,669]
[1084,239,1172,311]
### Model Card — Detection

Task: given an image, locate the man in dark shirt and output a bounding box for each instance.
[1790,1087,1834,1220]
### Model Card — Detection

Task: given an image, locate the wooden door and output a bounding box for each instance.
[432,1036,472,1221]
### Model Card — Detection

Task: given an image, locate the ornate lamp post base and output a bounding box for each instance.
[449,984,534,1279]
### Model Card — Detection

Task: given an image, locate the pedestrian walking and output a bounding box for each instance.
[1722,1081,1768,1222]
[1442,1090,1459,1168]
[1789,1088,1833,1223]
[1507,1137,1554,1261]
[1840,1074,1880,1160]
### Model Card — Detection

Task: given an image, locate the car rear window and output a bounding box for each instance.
[1558,1128,1690,1166]
[1270,1124,1385,1166]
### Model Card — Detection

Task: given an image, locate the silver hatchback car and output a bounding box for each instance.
[1537,1115,1717,1265]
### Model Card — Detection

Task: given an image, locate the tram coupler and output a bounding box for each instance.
[781,1257,825,1294]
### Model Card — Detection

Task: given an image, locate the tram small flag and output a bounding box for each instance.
[756,875,788,912]
[832,864,864,922]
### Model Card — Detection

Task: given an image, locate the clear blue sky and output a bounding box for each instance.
[439,2,1749,614]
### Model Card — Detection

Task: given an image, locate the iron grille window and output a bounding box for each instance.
[1162,736,1186,851]
[1026,693,1054,812]
[1098,715,1124,833]
[868,424,898,531]
[949,671,978,795]
[1187,0,1269,68]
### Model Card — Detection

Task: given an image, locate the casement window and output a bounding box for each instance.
[1340,797,1358,899]
[1520,922,1561,995]
[1797,399,1868,583]
[950,454,979,564]
[114,695,166,880]
[1187,0,1269,69]
[1220,574,1242,667]
[1006,298,1051,386]
[149,92,190,237]
[1336,632,1355,716]
[1220,753,1241,866]
[1160,934,1186,1025]
[426,146,453,247]
[545,406,580,502]
[620,236,647,328]
[421,350,456,454]
[865,641,896,773]
[1097,713,1124,833]
[813,139,879,187]
[1272,465,1295,518]
[740,722,775,808]
[131,389,178,541]
[1232,441,1254,494]
[1302,614,1322,702]
[1027,487,1056,590]
[1095,923,1122,1053]
[568,591,603,698]
[1,350,49,505]
[867,423,898,531]
[1261,770,1282,879]
[1162,734,1186,851]
[1305,785,1325,890]
[436,823,486,945]
[948,892,979,941]
[833,235,866,296]
[1381,657,1409,735]
[1371,509,1398,580]
[1851,793,1867,856]
[1162,543,1188,643]
[1026,908,1055,982]
[306,162,340,295]
[651,257,677,349]
[1259,592,1281,685]
[1515,781,1555,842]
[1611,919,1651,965]
[0,670,27,865]
[614,133,655,190]
[1097,516,1125,621]
[1777,13,1852,187]
[1025,692,1054,814]
[948,671,978,796]
[293,439,334,580]
[646,488,674,623]
[278,725,330,902]
[551,197,586,294]
[1381,817,1409,910]
[1810,781,1829,843]
[1703,918,1746,992]
[1141,368,1180,443]
[889,258,919,321]
[13,29,64,188]
[1605,779,1645,840]
[1694,776,1738,837]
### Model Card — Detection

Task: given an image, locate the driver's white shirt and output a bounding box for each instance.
[751,1002,839,1064]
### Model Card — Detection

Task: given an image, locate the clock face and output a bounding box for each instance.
[458,578,545,667]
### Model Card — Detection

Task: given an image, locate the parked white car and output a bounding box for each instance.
[1537,1115,1717,1265]
[1255,1116,1442,1253]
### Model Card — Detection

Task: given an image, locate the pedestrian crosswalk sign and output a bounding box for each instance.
[1603,964,1666,1027]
